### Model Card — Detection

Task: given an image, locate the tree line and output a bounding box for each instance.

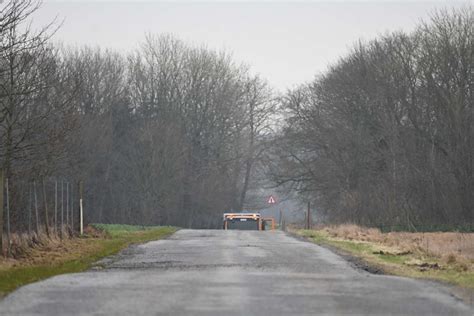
[270,7,473,229]
[0,0,273,244]
[1,1,472,248]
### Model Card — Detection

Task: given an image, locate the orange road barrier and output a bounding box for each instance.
[263,218,276,230]
[222,213,276,231]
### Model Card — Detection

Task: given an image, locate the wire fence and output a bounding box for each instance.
[298,221,474,234]
[374,223,474,233]
[1,173,84,257]
[298,209,474,233]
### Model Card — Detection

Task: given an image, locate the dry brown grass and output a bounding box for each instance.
[0,226,105,271]
[295,224,474,295]
[320,224,474,264]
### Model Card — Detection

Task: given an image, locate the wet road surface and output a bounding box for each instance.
[0,229,471,315]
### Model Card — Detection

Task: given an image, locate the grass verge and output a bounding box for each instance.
[294,228,474,290]
[0,225,178,297]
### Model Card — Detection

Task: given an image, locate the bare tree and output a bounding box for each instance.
[271,7,473,229]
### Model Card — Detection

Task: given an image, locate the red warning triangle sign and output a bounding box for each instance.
[267,195,276,204]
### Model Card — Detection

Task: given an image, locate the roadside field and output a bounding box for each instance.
[0,225,178,297]
[294,225,474,290]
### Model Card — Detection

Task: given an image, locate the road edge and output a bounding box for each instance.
[0,226,179,299]
[91,229,179,270]
[284,230,474,307]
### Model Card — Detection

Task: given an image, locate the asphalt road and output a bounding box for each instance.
[0,229,472,315]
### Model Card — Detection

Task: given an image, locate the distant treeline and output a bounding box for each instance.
[270,7,474,228]
[1,1,472,234]
[0,0,273,231]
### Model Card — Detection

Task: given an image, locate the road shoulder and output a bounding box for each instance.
[287,228,474,306]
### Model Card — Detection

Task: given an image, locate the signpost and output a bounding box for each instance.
[267,195,276,204]
[306,201,311,229]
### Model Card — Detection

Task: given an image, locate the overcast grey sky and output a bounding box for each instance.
[36,1,471,91]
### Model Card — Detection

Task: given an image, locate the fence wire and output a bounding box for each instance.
[1,177,81,256]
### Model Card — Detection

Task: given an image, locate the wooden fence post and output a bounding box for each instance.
[60,181,64,239]
[307,201,311,230]
[42,179,50,237]
[28,183,32,234]
[66,182,69,229]
[54,181,57,233]
[79,181,84,235]
[71,183,74,232]
[34,181,39,234]
[0,169,4,255]
[6,178,10,256]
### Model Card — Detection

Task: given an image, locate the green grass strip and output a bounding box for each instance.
[0,225,178,297]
